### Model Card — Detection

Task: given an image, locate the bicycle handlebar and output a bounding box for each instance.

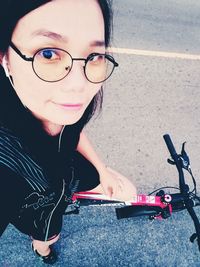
[163,134,177,159]
[163,134,200,251]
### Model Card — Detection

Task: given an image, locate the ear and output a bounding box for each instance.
[1,55,11,78]
[0,52,3,65]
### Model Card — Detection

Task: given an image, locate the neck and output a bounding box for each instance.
[30,110,63,136]
[43,121,63,136]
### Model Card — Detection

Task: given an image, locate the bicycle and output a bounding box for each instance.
[64,134,200,252]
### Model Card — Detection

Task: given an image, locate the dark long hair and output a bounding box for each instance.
[0,0,113,137]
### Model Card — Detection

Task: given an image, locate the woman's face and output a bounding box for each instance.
[6,0,105,132]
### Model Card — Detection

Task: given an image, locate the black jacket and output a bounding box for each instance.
[0,124,81,241]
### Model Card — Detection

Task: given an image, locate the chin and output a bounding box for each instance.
[52,112,84,126]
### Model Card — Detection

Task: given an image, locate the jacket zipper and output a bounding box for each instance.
[44,179,65,241]
[44,125,66,241]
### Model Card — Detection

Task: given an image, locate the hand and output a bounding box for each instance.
[99,167,137,201]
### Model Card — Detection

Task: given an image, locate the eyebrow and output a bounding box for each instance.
[31,29,105,47]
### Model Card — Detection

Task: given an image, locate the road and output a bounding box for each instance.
[113,0,200,53]
[1,1,200,266]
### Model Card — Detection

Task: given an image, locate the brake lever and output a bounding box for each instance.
[167,158,175,165]
[167,142,191,171]
[180,142,191,171]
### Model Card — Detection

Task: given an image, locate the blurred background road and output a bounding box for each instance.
[113,0,200,53]
[1,1,200,266]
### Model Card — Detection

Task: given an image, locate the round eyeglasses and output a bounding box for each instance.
[9,42,119,83]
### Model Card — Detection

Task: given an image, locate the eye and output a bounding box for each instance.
[88,53,105,64]
[42,49,54,59]
[37,49,61,61]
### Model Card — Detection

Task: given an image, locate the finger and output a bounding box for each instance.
[102,185,113,198]
[107,186,113,198]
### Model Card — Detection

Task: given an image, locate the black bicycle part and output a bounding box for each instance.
[163,134,200,251]
[116,205,172,220]
[163,134,188,195]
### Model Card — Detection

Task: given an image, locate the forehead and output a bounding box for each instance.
[12,0,104,45]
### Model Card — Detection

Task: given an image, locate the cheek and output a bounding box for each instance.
[86,84,102,101]
[10,62,50,108]
[9,53,32,80]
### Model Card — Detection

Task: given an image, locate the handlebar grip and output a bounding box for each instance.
[163,134,177,158]
[116,205,162,219]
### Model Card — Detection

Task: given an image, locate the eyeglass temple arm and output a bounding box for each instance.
[10,42,33,62]
[105,54,119,67]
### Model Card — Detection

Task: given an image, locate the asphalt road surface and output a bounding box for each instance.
[1,1,200,266]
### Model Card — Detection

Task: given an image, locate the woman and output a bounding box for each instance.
[0,0,136,264]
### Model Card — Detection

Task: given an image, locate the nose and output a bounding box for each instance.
[60,60,87,93]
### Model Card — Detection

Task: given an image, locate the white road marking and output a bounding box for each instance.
[108,47,200,60]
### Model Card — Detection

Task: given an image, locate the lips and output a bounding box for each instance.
[55,102,83,111]
[61,103,82,107]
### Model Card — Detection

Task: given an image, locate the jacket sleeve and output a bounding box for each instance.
[0,165,25,236]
